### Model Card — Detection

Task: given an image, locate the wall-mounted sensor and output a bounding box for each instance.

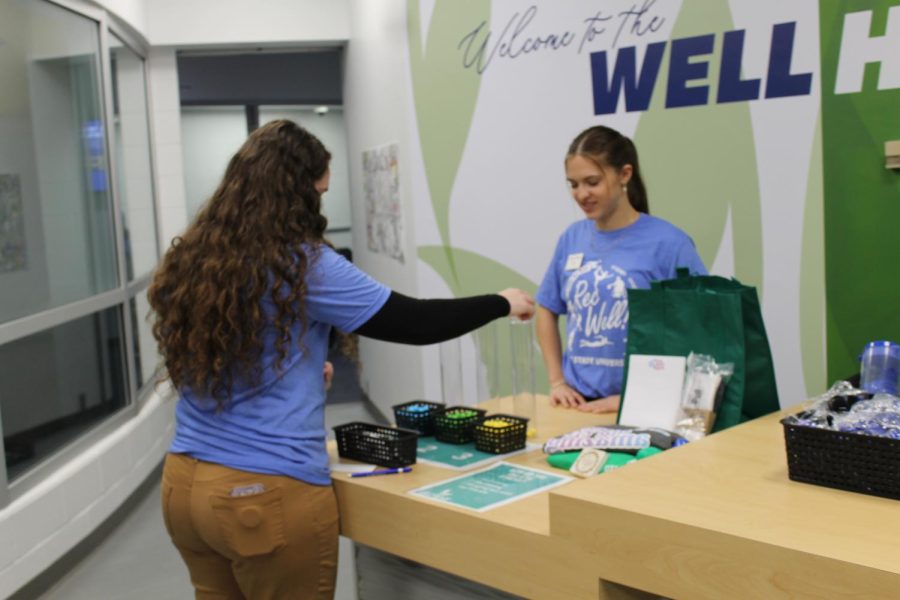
[314,106,329,116]
[886,141,900,170]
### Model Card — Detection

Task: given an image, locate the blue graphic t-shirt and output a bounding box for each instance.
[169,245,390,485]
[536,215,706,398]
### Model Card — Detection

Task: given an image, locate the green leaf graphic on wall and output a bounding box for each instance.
[819,0,900,383]
[634,0,764,293]
[408,0,487,282]
[799,114,827,396]
[408,1,549,397]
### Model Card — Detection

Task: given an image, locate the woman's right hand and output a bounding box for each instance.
[498,288,536,320]
[549,381,586,408]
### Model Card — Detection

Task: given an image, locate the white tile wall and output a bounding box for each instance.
[0,522,19,580]
[60,455,103,521]
[153,142,183,178]
[146,48,190,255]
[99,434,135,490]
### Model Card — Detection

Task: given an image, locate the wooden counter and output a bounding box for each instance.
[333,400,900,599]
[333,397,617,599]
[550,411,900,599]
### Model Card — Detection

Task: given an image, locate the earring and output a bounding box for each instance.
[622,184,628,195]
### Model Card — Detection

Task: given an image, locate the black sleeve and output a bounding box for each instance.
[353,291,510,345]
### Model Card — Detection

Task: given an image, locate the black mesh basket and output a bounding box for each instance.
[433,406,487,444]
[781,415,900,501]
[474,414,529,454]
[392,400,444,436]
[333,422,418,468]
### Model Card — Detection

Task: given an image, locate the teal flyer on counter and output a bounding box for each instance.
[409,462,573,512]
[416,437,537,470]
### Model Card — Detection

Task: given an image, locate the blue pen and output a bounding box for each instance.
[349,467,412,478]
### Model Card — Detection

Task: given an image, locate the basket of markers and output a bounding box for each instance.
[474,414,529,454]
[392,400,443,436]
[433,406,487,444]
[333,422,419,468]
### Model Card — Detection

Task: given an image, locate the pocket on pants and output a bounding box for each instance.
[209,487,287,558]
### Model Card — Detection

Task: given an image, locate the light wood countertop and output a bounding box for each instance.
[333,400,900,599]
[549,410,900,599]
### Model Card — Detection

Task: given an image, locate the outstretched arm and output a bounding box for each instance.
[354,289,534,345]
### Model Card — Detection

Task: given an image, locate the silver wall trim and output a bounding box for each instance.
[100,18,140,404]
[46,0,103,22]
[127,273,153,296]
[0,289,127,346]
[7,401,140,502]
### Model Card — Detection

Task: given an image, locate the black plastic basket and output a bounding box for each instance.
[433,406,487,444]
[474,414,529,454]
[781,416,900,501]
[392,400,444,436]
[333,422,418,468]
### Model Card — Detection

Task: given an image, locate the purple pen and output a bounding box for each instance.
[349,467,412,478]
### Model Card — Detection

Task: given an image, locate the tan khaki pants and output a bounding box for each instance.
[161,453,338,600]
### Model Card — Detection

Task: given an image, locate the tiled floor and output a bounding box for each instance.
[32,353,384,600]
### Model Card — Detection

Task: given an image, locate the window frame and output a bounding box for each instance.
[0,0,163,505]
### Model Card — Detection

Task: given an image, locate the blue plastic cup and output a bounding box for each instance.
[859,341,900,395]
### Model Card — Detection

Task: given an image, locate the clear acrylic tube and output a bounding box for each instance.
[509,317,536,435]
[439,337,463,406]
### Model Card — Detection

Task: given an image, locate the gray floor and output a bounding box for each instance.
[29,353,385,600]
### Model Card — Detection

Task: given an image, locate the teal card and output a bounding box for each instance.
[409,462,573,512]
[416,437,534,470]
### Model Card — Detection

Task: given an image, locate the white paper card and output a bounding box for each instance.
[564,253,583,270]
[618,355,687,430]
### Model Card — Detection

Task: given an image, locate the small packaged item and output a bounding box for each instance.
[543,427,651,454]
[569,448,608,478]
[675,353,733,440]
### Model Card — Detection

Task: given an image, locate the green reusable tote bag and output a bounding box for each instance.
[623,271,779,432]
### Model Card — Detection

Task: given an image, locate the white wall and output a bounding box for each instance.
[344,0,426,417]
[145,0,350,47]
[179,106,247,217]
[147,47,188,250]
[113,43,159,279]
[89,0,147,37]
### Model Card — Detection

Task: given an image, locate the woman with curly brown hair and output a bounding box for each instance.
[150,119,533,600]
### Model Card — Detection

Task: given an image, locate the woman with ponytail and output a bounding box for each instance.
[535,125,705,414]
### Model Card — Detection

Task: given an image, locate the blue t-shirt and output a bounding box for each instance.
[536,215,706,398]
[169,245,390,485]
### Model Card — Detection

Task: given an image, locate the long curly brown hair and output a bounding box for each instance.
[148,120,331,406]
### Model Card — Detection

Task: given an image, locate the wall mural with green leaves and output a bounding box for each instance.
[820,0,900,383]
[405,0,839,405]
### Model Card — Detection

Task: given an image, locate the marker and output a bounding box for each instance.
[349,467,413,478]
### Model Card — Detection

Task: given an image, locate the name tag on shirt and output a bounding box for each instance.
[564,253,583,271]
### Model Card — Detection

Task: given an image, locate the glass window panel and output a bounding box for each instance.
[130,289,160,389]
[180,106,247,217]
[1,306,128,481]
[111,35,158,280]
[0,0,118,325]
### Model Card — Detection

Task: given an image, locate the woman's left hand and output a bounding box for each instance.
[323,361,334,391]
[577,395,620,414]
